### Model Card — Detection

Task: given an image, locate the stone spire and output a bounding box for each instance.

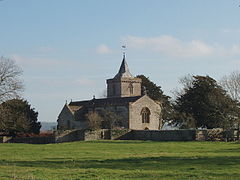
[114,54,133,79]
[106,53,142,98]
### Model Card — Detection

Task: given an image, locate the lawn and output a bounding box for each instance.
[0,141,240,180]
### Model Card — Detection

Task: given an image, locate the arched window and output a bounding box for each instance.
[129,83,133,94]
[141,107,150,123]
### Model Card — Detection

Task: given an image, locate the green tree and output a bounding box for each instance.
[0,99,41,135]
[136,75,172,123]
[173,75,239,129]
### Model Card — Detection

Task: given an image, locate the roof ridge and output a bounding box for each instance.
[68,96,142,106]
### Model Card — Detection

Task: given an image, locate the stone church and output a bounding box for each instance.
[57,55,162,130]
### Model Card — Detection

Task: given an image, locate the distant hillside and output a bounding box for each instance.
[40,122,57,131]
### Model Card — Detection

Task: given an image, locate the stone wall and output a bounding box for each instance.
[84,129,110,141]
[7,136,55,144]
[120,78,142,97]
[110,129,132,140]
[107,77,142,98]
[129,129,238,142]
[55,130,85,143]
[56,129,112,142]
[195,129,237,141]
[1,136,12,143]
[55,129,132,141]
[129,130,196,141]
[1,129,238,144]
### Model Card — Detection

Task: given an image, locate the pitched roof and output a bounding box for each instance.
[114,55,133,79]
[67,105,83,114]
[69,96,142,107]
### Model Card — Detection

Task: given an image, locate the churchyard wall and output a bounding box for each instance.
[55,129,85,143]
[1,129,238,144]
[6,136,55,144]
[130,129,196,141]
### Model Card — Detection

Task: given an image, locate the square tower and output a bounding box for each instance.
[106,56,142,98]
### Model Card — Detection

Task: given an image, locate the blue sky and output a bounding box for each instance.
[1,0,240,122]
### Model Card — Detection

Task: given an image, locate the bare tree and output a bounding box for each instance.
[85,111,103,130]
[220,71,240,140]
[220,71,240,100]
[101,109,124,129]
[0,57,23,103]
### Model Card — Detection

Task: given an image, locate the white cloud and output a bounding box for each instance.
[123,35,214,58]
[96,44,112,54]
[25,77,96,88]
[10,54,78,68]
[231,44,240,54]
[220,28,240,34]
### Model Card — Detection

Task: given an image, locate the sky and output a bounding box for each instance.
[1,0,240,122]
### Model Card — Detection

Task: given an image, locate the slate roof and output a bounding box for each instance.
[114,55,133,79]
[69,96,142,107]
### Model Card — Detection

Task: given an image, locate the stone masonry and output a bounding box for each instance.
[57,55,162,130]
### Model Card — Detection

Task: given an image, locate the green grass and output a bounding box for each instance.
[0,141,240,179]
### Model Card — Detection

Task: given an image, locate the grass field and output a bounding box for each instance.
[0,141,240,180]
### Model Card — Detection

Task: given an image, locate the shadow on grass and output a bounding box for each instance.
[83,140,152,144]
[215,147,240,153]
[1,156,240,171]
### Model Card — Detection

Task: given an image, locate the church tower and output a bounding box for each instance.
[106,54,142,98]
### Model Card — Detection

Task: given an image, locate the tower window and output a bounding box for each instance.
[141,107,150,123]
[129,83,133,94]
